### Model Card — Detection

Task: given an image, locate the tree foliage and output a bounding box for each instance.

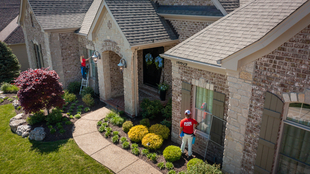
[14,68,64,114]
[0,41,20,83]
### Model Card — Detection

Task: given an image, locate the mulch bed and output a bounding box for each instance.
[97,116,205,174]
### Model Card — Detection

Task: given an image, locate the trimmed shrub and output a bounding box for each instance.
[1,83,19,93]
[45,108,62,124]
[163,146,182,162]
[140,99,163,119]
[97,120,102,126]
[104,117,109,122]
[185,162,222,174]
[84,107,90,112]
[82,94,94,107]
[122,141,130,149]
[63,90,77,102]
[75,114,81,119]
[131,143,138,149]
[147,153,157,162]
[120,137,127,143]
[141,149,149,156]
[27,111,45,125]
[162,98,172,119]
[187,158,204,170]
[113,131,119,136]
[161,119,172,128]
[166,162,174,170]
[149,124,170,140]
[112,135,119,144]
[0,41,20,83]
[106,127,112,132]
[157,162,165,170]
[131,148,140,156]
[110,116,124,126]
[99,126,106,132]
[122,121,133,133]
[81,86,94,97]
[102,122,108,127]
[139,118,150,127]
[168,170,176,174]
[67,81,81,94]
[104,131,110,138]
[106,111,118,119]
[128,125,149,142]
[142,133,163,150]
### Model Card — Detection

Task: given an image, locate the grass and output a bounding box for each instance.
[0,104,112,174]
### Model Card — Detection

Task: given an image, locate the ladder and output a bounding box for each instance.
[79,72,89,95]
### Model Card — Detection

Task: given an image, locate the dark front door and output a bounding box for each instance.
[143,47,164,88]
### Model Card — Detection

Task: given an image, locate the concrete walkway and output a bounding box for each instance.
[73,107,162,174]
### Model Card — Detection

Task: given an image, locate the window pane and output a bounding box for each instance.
[210,117,223,146]
[287,103,310,127]
[195,86,213,114]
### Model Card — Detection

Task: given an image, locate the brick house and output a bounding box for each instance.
[18,0,239,115]
[161,0,310,173]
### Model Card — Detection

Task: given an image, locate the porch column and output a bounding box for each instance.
[123,50,139,116]
[97,51,111,101]
[222,62,255,174]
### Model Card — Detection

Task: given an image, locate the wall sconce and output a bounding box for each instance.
[117,58,127,72]
[92,51,101,63]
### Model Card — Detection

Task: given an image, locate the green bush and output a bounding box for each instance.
[110,116,124,126]
[128,125,149,142]
[185,163,222,174]
[106,127,112,132]
[16,106,21,110]
[112,135,119,144]
[69,115,74,119]
[120,137,127,143]
[161,119,172,128]
[63,90,77,102]
[140,118,150,127]
[48,125,53,129]
[99,126,106,132]
[104,131,110,137]
[7,98,13,102]
[67,81,81,94]
[82,94,94,107]
[112,131,119,136]
[106,111,118,119]
[104,117,109,122]
[75,114,81,119]
[122,141,130,149]
[59,129,65,134]
[178,172,186,174]
[0,83,19,93]
[131,148,140,156]
[131,143,138,149]
[56,123,63,129]
[141,149,149,156]
[65,121,72,125]
[166,162,174,170]
[140,99,163,119]
[0,41,20,83]
[119,111,125,116]
[187,158,204,170]
[147,153,157,162]
[162,98,172,119]
[102,122,108,127]
[157,162,165,170]
[163,146,182,162]
[26,111,45,125]
[122,121,133,133]
[149,124,170,139]
[168,170,176,174]
[81,87,94,97]
[0,98,3,103]
[50,128,56,134]
[45,109,62,124]
[142,133,163,150]
[97,120,102,126]
[84,107,90,112]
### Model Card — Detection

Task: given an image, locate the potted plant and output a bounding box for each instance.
[158,83,169,101]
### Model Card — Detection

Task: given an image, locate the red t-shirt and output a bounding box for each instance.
[81,58,86,67]
[180,118,198,134]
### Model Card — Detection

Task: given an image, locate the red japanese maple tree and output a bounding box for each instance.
[14,68,65,114]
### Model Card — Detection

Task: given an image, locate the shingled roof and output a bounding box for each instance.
[219,0,240,14]
[105,0,178,46]
[4,26,25,45]
[155,5,223,16]
[164,0,308,66]
[29,0,93,30]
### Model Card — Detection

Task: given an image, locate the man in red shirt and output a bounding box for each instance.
[80,55,91,79]
[179,110,199,157]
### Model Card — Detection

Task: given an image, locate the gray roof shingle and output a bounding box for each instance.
[0,0,20,32]
[165,0,307,66]
[219,0,240,13]
[106,0,178,46]
[155,5,223,16]
[4,26,25,45]
[29,0,93,30]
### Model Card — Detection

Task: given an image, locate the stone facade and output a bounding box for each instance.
[153,0,214,6]
[109,51,124,97]
[170,61,229,162]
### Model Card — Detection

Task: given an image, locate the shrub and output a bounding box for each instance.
[110,116,124,126]
[77,111,82,115]
[45,109,62,124]
[56,123,63,129]
[120,137,127,143]
[59,129,65,134]
[104,131,110,138]
[26,111,45,125]
[112,135,119,144]
[161,119,172,128]
[7,98,13,102]
[106,127,112,132]
[162,98,172,119]
[50,128,56,134]
[106,111,118,119]
[122,141,130,149]
[140,99,163,119]
[102,122,108,127]
[82,94,94,107]
[81,87,94,97]
[0,41,20,83]
[48,125,53,129]
[147,153,157,162]
[157,162,165,170]
[67,81,81,94]
[131,148,140,156]
[149,124,170,140]
[75,114,81,119]
[163,146,182,162]
[63,90,77,102]
[142,133,163,150]
[65,121,72,125]
[69,115,74,119]
[104,117,109,122]
[187,158,204,170]
[122,121,133,133]
[131,143,138,149]
[77,105,84,109]
[178,172,186,174]
[0,98,3,103]
[1,83,19,93]
[185,163,222,174]
[166,162,174,170]
[119,111,125,116]
[141,149,149,156]
[168,170,176,174]
[84,107,90,112]
[113,131,119,136]
[128,125,149,142]
[140,118,150,127]
[97,120,102,126]
[99,126,106,132]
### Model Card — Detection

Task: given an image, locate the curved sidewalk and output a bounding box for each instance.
[73,107,162,174]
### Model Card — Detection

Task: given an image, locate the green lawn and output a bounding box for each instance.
[0,104,112,174]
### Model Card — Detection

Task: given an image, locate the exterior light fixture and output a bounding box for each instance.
[92,51,101,63]
[117,58,127,72]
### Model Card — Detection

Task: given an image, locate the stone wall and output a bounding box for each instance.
[240,24,310,174]
[171,61,229,162]
[49,33,65,87]
[153,0,213,6]
[109,51,124,97]
[169,20,210,42]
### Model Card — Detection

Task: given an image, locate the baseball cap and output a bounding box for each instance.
[185,110,191,115]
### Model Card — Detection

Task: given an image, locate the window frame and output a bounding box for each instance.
[33,43,44,68]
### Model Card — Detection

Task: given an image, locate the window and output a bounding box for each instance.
[30,13,34,27]
[33,43,44,68]
[287,103,310,128]
[88,49,97,78]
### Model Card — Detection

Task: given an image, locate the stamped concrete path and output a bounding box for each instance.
[73,107,162,174]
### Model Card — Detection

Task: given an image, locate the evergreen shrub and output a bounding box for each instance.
[163,146,182,162]
[142,133,163,150]
[122,121,133,133]
[128,125,149,142]
[149,124,170,139]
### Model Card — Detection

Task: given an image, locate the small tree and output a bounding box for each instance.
[0,41,20,83]
[14,68,65,114]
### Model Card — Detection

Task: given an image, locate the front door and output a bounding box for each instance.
[143,47,164,88]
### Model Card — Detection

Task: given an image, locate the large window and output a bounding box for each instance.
[33,43,44,68]
[88,49,97,78]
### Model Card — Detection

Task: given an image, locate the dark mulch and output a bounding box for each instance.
[97,116,205,174]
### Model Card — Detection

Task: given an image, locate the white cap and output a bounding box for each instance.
[184,110,191,115]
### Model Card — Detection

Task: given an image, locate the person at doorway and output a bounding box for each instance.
[80,55,91,79]
[179,110,199,157]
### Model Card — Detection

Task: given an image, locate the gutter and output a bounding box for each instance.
[130,39,179,50]
[157,13,222,22]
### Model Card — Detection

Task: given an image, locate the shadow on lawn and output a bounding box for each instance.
[29,139,69,154]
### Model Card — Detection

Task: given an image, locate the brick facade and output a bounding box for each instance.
[240,24,310,174]
[109,51,124,97]
[153,0,213,6]
[171,61,229,162]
